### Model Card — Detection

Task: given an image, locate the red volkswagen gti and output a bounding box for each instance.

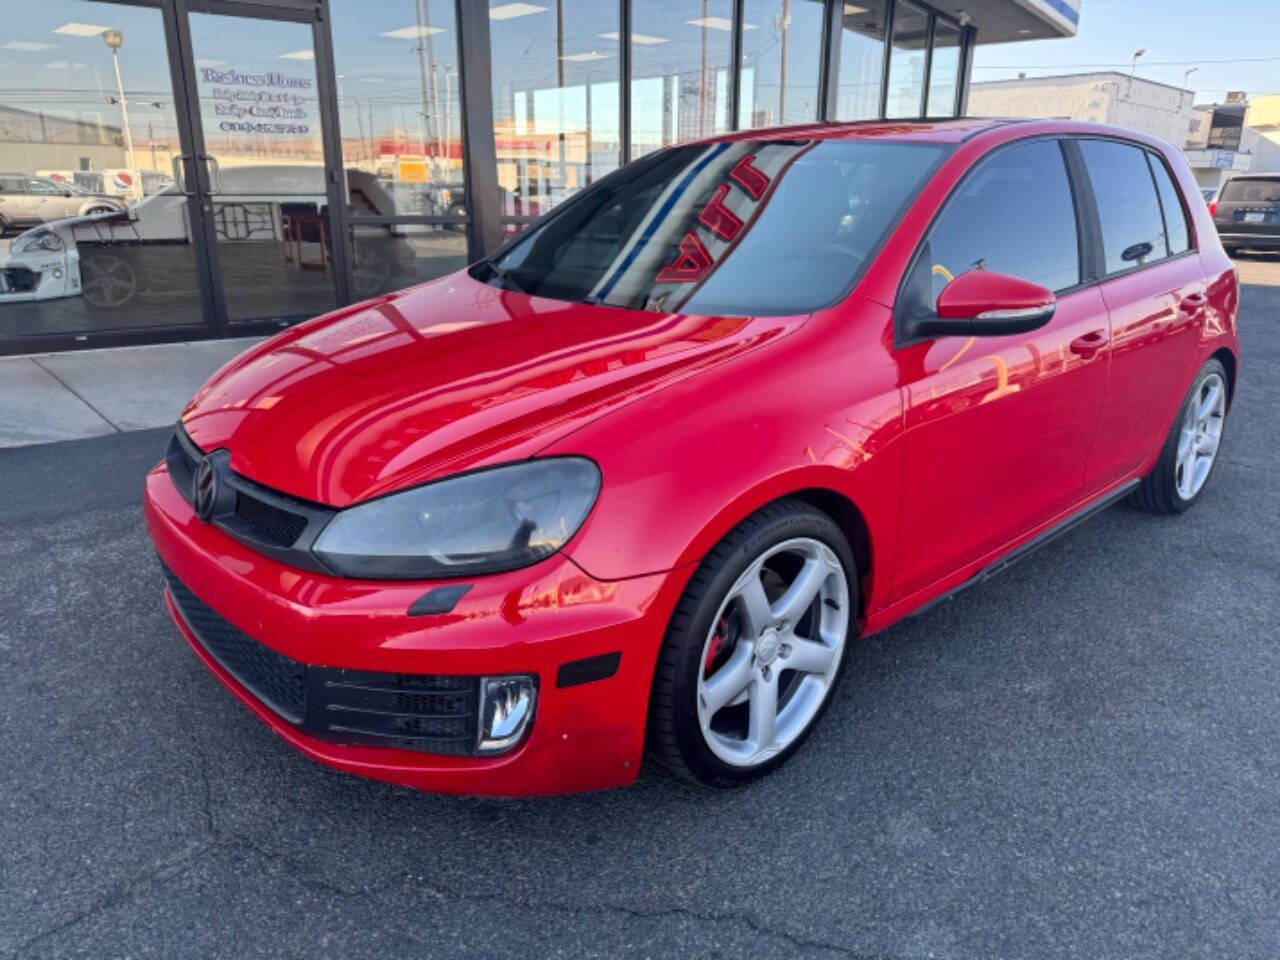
[145,119,1240,795]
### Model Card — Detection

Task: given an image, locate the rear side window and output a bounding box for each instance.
[1220,178,1280,203]
[1078,139,1168,274]
[1146,154,1191,256]
[926,138,1081,302]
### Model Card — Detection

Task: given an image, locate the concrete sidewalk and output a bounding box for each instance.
[0,338,261,448]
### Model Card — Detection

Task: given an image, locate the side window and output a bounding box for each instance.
[0,177,25,194]
[927,139,1081,304]
[1078,139,1168,274]
[1146,153,1191,255]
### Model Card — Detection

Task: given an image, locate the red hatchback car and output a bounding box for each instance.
[146,118,1239,795]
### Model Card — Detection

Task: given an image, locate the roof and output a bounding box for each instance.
[972,71,1191,96]
[711,117,1014,146]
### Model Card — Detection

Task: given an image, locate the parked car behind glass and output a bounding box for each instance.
[0,174,124,235]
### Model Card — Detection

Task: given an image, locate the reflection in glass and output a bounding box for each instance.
[630,1,734,158]
[351,223,467,299]
[330,1,464,218]
[885,1,928,119]
[835,3,886,121]
[479,139,943,316]
[0,1,206,341]
[926,19,961,117]
[489,0,621,220]
[739,0,825,129]
[188,12,336,323]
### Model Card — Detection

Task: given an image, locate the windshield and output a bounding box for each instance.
[1221,178,1280,203]
[476,139,947,316]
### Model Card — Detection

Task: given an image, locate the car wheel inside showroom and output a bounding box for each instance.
[145,117,1239,795]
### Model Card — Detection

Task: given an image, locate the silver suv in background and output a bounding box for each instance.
[1211,173,1280,256]
[0,175,124,235]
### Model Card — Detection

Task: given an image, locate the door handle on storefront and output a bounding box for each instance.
[201,155,222,195]
[1070,329,1109,359]
[171,154,194,196]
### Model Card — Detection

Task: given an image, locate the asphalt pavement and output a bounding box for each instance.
[1,263,1278,959]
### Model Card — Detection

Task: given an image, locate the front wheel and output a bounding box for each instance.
[1131,358,1229,514]
[647,500,856,788]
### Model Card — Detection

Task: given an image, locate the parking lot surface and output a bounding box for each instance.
[2,260,1278,959]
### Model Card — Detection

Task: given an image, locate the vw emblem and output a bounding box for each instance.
[191,455,220,521]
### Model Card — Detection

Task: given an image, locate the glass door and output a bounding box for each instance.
[0,0,211,349]
[181,4,340,329]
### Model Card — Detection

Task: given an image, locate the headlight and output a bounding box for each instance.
[12,229,64,255]
[313,458,601,579]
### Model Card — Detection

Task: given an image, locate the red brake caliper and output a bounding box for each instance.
[704,615,731,677]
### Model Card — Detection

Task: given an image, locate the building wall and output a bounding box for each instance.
[968,73,1194,147]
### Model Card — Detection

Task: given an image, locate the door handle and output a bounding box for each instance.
[171,154,194,196]
[1178,292,1208,315]
[1069,329,1109,359]
[201,154,222,195]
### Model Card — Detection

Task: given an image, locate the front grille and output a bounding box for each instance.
[164,567,307,721]
[1,267,39,293]
[162,564,480,755]
[165,425,335,571]
[234,493,308,546]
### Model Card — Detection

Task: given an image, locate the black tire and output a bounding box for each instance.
[646,499,857,788]
[1130,357,1229,514]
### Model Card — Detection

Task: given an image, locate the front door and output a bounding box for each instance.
[177,2,345,333]
[891,138,1111,601]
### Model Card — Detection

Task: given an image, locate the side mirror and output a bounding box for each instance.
[901,267,1056,342]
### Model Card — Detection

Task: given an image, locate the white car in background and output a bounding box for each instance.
[0,166,415,309]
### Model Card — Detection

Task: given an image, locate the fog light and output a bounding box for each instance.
[477,675,536,754]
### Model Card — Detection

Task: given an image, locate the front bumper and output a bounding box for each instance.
[144,460,689,795]
[0,247,78,302]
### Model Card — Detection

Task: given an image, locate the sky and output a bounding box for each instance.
[972,0,1280,103]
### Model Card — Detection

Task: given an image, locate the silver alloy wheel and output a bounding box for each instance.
[80,255,137,309]
[696,537,850,767]
[1176,372,1226,501]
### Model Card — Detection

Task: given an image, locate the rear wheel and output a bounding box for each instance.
[647,500,856,787]
[1131,358,1228,514]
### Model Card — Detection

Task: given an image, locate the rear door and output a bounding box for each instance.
[1213,175,1280,247]
[1073,139,1206,491]
[891,138,1111,601]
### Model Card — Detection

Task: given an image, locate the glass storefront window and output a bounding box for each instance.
[739,0,825,129]
[489,1,621,219]
[835,2,886,121]
[884,1,927,118]
[329,2,464,219]
[0,1,206,341]
[630,1,734,158]
[351,222,467,298]
[926,18,961,116]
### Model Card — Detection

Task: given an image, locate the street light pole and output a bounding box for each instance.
[1128,48,1145,97]
[102,29,137,182]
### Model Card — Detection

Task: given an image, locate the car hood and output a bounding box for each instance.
[180,272,805,507]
